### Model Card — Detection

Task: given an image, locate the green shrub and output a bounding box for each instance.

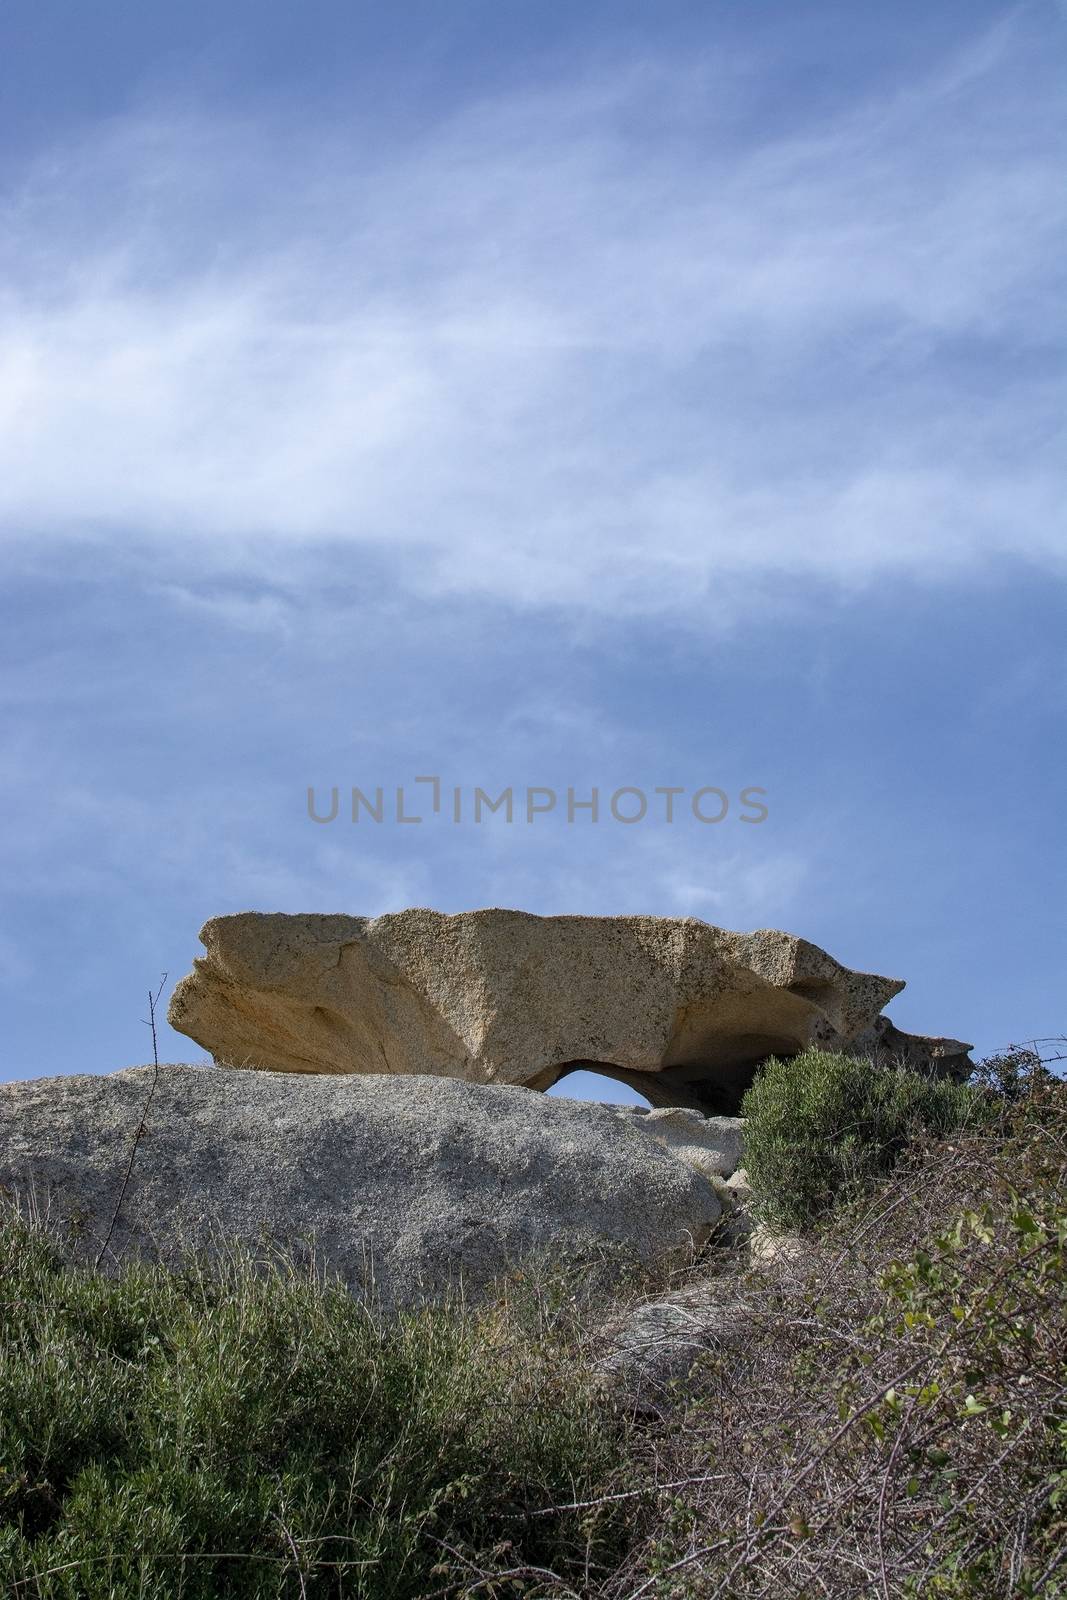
[625,1069,1067,1598]
[741,1048,979,1228]
[0,1224,630,1598]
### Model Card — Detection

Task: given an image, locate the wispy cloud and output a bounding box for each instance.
[0,13,1063,621]
[152,582,296,636]
[658,851,811,925]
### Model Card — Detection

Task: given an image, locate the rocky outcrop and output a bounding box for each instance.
[610,1106,745,1186]
[169,910,972,1114]
[0,1066,722,1309]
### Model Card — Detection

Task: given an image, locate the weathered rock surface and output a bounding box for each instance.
[609,1107,745,1184]
[0,1066,721,1308]
[169,910,972,1114]
[595,1280,751,1411]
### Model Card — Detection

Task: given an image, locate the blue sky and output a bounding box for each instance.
[1,0,1064,1094]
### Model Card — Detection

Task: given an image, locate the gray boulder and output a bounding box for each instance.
[609,1106,744,1183]
[0,1065,722,1309]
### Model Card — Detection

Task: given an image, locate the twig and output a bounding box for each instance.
[12,1550,372,1591]
[94,973,167,1270]
[424,1534,578,1599]
[527,1474,728,1518]
[621,1534,738,1600]
[274,1516,308,1600]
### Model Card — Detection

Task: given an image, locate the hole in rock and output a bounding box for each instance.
[547,1067,652,1109]
[537,1042,802,1117]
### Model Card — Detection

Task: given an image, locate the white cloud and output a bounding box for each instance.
[455,812,811,930]
[658,851,811,926]
[0,13,1063,620]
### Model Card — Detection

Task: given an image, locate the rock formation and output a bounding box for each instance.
[169,910,972,1114]
[611,1106,745,1186]
[0,1067,722,1308]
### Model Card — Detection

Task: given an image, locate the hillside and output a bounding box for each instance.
[0,1048,1062,1597]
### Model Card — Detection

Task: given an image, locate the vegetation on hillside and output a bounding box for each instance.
[0,1235,628,1597]
[740,1047,981,1228]
[0,1046,1062,1597]
[609,1051,1066,1598]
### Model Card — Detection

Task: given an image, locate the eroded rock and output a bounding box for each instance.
[169,910,972,1114]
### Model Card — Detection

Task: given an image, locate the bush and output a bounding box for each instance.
[741,1049,979,1229]
[608,1069,1067,1599]
[968,1042,1058,1101]
[0,1225,630,1598]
